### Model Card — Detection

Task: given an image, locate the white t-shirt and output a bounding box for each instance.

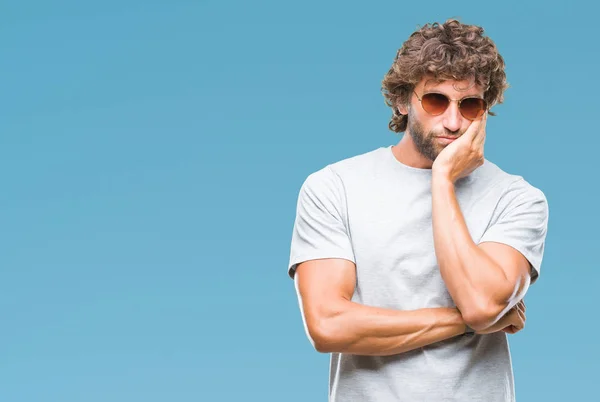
[288,145,549,402]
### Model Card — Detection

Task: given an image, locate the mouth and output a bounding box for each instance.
[436,136,459,144]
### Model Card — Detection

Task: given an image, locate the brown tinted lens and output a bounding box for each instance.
[460,98,487,119]
[421,93,449,115]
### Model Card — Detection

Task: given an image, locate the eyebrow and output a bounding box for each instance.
[422,90,484,100]
[422,84,483,99]
[422,78,483,97]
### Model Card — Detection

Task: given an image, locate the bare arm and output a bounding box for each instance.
[431,175,531,331]
[294,258,470,356]
[429,113,543,332]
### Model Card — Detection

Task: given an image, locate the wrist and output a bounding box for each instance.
[431,169,455,186]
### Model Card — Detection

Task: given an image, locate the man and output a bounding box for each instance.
[287,19,549,401]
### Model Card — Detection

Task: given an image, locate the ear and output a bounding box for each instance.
[397,102,408,115]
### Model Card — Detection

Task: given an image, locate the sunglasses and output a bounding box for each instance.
[413,91,487,120]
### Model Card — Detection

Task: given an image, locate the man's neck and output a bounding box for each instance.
[392,133,434,169]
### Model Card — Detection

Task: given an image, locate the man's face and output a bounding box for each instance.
[399,77,485,161]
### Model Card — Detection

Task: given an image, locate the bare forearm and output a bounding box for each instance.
[311,300,467,356]
[431,175,520,325]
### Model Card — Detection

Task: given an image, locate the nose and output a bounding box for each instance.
[442,102,463,133]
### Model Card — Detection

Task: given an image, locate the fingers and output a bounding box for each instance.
[487,300,527,336]
[465,111,487,140]
[503,304,526,335]
[502,325,523,334]
[515,305,526,329]
[460,112,486,159]
[472,112,487,148]
[515,300,526,315]
[506,303,526,332]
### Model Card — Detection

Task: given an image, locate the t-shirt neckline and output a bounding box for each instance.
[385,145,434,176]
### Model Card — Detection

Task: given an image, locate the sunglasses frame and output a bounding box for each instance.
[413,90,487,120]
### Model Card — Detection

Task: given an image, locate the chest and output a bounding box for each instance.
[343,178,499,308]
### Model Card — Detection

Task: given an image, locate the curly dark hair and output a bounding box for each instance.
[381,18,509,133]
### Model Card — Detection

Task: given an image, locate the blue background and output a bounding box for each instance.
[1,1,594,401]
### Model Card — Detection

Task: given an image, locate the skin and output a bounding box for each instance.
[397,76,532,330]
[294,75,528,355]
[394,76,482,169]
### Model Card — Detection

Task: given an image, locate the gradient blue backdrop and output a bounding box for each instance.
[1,1,594,401]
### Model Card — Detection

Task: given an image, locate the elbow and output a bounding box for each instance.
[312,337,336,354]
[462,309,499,332]
[461,300,510,332]
[306,317,346,353]
[460,281,525,331]
[308,323,339,353]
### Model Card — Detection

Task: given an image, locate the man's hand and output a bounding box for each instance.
[432,112,487,183]
[474,300,526,335]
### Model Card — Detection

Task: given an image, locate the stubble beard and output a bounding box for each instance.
[406,106,467,162]
[406,107,442,162]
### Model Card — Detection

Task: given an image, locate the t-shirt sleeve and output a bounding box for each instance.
[478,178,549,284]
[287,166,356,279]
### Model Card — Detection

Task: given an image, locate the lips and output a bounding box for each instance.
[436,136,458,144]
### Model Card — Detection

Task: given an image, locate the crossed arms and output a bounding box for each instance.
[293,176,534,356]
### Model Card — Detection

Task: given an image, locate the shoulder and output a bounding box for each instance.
[300,146,387,190]
[475,159,546,196]
[475,159,548,216]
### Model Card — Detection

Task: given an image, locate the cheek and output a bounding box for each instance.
[423,120,442,137]
[409,107,433,130]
